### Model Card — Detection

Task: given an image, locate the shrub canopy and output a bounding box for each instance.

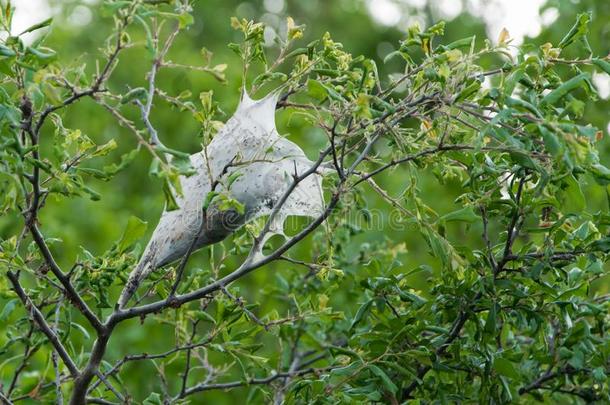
[1,1,610,403]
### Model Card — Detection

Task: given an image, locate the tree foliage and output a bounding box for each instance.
[1,0,610,403]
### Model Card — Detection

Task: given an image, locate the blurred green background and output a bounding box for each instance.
[1,0,609,402]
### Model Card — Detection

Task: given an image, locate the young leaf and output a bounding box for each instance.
[558,12,591,49]
[19,17,52,35]
[117,216,148,252]
[162,179,179,211]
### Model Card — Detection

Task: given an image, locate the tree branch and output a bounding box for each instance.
[176,366,334,399]
[29,224,104,333]
[6,271,79,378]
[518,366,580,396]
[400,299,474,399]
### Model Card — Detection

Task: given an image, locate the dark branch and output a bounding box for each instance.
[6,271,79,378]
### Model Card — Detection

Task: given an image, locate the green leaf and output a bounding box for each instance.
[421,227,450,268]
[563,174,585,212]
[592,58,610,75]
[306,79,344,102]
[178,12,194,29]
[558,13,591,49]
[251,72,281,88]
[383,50,404,64]
[120,87,148,104]
[284,47,308,59]
[117,216,148,252]
[484,303,498,334]
[307,79,328,101]
[494,357,519,379]
[155,145,190,159]
[541,73,590,105]
[398,290,427,308]
[170,154,196,176]
[162,179,179,211]
[0,44,16,57]
[592,367,606,382]
[203,191,219,210]
[368,365,398,394]
[509,151,538,171]
[194,310,216,324]
[70,321,90,340]
[503,68,524,97]
[455,80,481,102]
[437,207,479,224]
[539,125,563,157]
[589,163,610,185]
[589,237,610,253]
[91,139,117,157]
[143,393,163,405]
[505,97,542,118]
[331,361,362,377]
[19,17,52,35]
[0,299,17,321]
[568,350,584,369]
[26,46,57,62]
[499,376,513,401]
[101,1,131,15]
[350,299,373,330]
[216,194,245,215]
[441,36,475,51]
[227,171,242,187]
[102,148,140,177]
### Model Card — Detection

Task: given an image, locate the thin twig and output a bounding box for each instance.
[52,299,64,405]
